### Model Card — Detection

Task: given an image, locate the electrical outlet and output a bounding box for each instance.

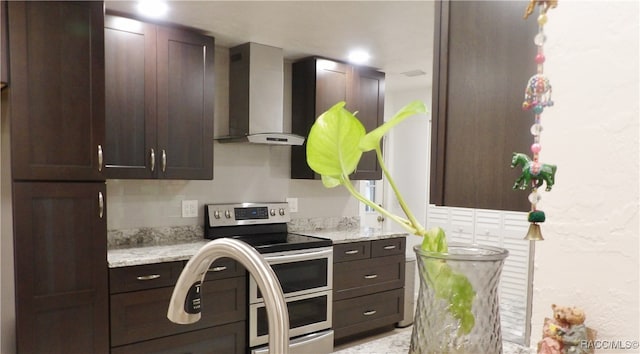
[182,200,198,218]
[286,197,298,213]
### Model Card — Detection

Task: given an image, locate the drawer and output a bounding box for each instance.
[111,321,246,354]
[333,254,404,300]
[333,288,404,338]
[110,261,184,294]
[371,237,405,257]
[333,241,370,263]
[110,276,246,347]
[204,257,245,281]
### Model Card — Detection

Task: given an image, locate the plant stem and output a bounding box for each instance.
[339,175,416,233]
[375,146,427,236]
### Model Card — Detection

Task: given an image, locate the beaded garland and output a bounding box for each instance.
[514,0,559,241]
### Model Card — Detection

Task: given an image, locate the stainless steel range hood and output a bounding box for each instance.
[216,42,305,145]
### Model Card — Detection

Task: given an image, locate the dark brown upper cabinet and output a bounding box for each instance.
[13,181,109,353]
[104,14,214,180]
[1,0,8,89]
[8,1,105,181]
[291,57,385,180]
[430,0,537,211]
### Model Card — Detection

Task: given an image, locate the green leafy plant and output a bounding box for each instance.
[306,101,476,334]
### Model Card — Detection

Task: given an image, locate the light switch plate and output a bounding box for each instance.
[182,200,198,218]
[286,197,298,213]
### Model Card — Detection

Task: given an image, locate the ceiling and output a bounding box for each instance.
[104,1,435,92]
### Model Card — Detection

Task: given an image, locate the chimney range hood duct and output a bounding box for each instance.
[216,42,305,145]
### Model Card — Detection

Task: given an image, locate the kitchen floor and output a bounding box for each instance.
[332,327,412,354]
[331,326,535,354]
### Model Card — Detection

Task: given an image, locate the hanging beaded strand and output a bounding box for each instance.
[528,8,549,212]
[517,1,558,241]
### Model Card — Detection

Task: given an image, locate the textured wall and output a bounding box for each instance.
[530,0,639,346]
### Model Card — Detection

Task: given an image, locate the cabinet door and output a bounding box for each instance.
[156,26,214,180]
[8,1,105,181]
[315,59,353,114]
[111,322,246,354]
[13,181,108,353]
[293,58,353,179]
[1,0,8,89]
[292,58,383,180]
[430,0,535,211]
[111,277,246,346]
[351,67,384,180]
[104,15,157,179]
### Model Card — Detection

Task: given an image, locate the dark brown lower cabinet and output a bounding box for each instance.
[111,322,246,354]
[109,260,247,353]
[12,181,109,354]
[333,288,404,339]
[332,238,405,342]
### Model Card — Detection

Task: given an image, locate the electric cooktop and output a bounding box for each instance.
[204,202,332,253]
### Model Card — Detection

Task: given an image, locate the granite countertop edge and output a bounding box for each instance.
[107,228,409,268]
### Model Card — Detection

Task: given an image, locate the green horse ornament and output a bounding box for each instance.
[511,152,557,191]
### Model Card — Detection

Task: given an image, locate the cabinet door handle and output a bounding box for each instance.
[344,250,359,255]
[98,192,104,219]
[161,149,167,172]
[136,274,161,281]
[97,145,103,172]
[383,245,396,250]
[364,274,378,279]
[208,266,227,272]
[363,310,377,316]
[150,148,156,172]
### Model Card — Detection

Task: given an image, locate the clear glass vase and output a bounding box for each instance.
[410,243,509,354]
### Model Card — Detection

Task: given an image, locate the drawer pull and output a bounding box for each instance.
[344,250,359,255]
[383,245,396,250]
[208,266,227,272]
[161,149,167,172]
[97,145,103,172]
[364,274,378,279]
[98,192,104,219]
[136,274,161,281]
[150,148,155,172]
[363,310,377,316]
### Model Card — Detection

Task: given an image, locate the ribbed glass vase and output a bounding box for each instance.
[410,243,509,354]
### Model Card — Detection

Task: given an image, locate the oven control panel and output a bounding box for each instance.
[206,202,290,227]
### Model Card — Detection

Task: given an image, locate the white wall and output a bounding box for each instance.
[382,86,432,258]
[107,46,358,230]
[530,0,639,346]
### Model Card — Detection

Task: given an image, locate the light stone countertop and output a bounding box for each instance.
[294,227,408,244]
[107,240,210,268]
[107,227,409,268]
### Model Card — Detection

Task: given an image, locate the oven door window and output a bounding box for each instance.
[257,293,328,337]
[257,259,328,298]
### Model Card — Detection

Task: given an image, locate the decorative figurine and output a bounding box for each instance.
[524,0,558,19]
[537,304,596,354]
[522,74,554,112]
[511,152,557,191]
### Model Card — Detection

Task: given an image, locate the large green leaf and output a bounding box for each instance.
[359,100,428,152]
[307,102,366,178]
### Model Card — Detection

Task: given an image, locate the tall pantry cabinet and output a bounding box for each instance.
[8,1,109,353]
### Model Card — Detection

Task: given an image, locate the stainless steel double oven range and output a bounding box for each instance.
[204,202,334,354]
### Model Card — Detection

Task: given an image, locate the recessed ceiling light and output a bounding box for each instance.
[137,0,169,18]
[348,49,371,65]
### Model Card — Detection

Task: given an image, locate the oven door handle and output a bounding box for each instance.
[263,248,332,263]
